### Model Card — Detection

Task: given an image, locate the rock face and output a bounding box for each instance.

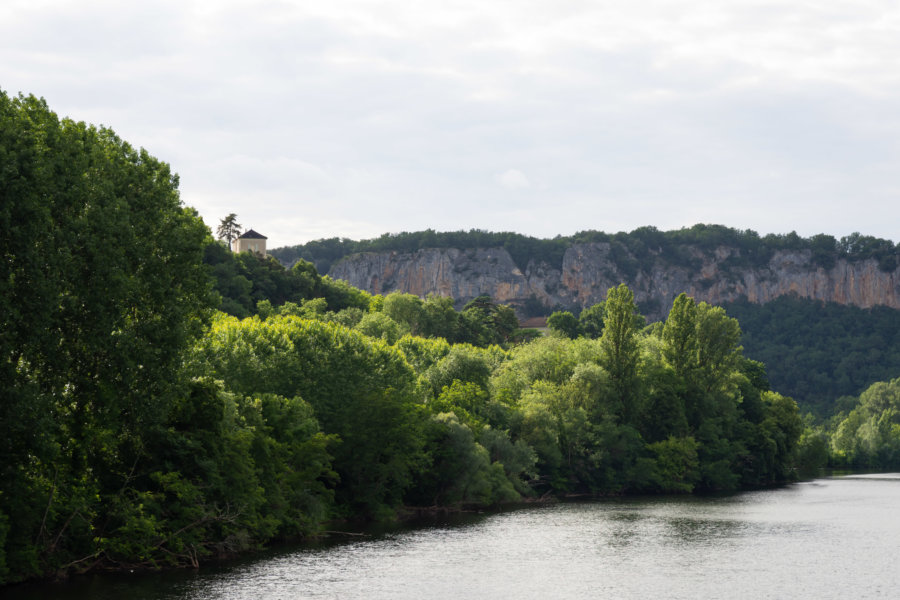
[329,243,900,318]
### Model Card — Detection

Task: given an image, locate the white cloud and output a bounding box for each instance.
[3,0,900,247]
[496,169,531,190]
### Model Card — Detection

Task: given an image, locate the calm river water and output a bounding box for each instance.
[6,474,900,600]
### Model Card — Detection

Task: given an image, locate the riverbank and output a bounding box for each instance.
[5,476,900,600]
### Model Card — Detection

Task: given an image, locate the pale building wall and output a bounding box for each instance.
[232,237,267,256]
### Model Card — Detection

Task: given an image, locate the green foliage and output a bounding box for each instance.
[270,224,900,280]
[547,311,580,339]
[459,296,520,346]
[204,249,373,319]
[759,391,804,479]
[355,312,408,344]
[599,284,642,425]
[646,437,700,493]
[487,288,802,495]
[0,511,7,581]
[420,294,462,341]
[794,427,830,476]
[829,378,900,469]
[0,91,213,583]
[193,315,426,518]
[382,292,426,335]
[638,356,689,443]
[406,413,521,507]
[211,246,523,348]
[94,379,337,569]
[394,335,452,374]
[491,336,604,398]
[662,294,700,380]
[578,302,606,339]
[430,381,492,428]
[424,344,503,398]
[240,393,337,538]
[723,295,900,416]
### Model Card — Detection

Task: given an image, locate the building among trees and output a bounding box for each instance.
[233,229,268,256]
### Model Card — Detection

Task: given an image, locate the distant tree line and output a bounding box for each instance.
[269,225,900,275]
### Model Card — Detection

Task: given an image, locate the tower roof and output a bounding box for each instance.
[237,229,267,239]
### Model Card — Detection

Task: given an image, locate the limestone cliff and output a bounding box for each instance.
[329,243,900,318]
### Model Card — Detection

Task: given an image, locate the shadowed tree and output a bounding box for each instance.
[0,91,213,582]
[547,311,579,339]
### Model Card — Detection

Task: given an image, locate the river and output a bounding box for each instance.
[6,474,900,599]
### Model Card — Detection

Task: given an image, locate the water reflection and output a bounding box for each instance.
[664,516,743,544]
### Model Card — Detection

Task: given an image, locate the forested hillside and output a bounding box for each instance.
[723,296,900,417]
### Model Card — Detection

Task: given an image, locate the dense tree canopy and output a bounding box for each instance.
[204,247,371,319]
[0,91,214,582]
[830,378,900,470]
[193,315,425,518]
[724,295,900,417]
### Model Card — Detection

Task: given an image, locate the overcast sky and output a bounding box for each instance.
[3,1,900,248]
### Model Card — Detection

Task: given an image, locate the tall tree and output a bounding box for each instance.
[693,302,742,394]
[217,213,242,246]
[662,293,699,380]
[599,284,642,424]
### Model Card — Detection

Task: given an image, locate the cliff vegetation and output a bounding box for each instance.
[271,225,900,278]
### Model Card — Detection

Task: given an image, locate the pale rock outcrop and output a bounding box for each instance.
[329,243,900,318]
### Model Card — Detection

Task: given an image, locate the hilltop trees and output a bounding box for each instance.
[270,224,900,276]
[204,248,372,319]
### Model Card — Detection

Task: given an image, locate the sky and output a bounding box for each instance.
[3,0,900,249]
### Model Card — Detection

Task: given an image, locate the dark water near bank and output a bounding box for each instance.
[7,474,900,599]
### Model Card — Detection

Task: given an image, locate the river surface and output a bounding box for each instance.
[6,474,900,600]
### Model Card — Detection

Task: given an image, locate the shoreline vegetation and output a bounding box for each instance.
[3,90,900,586]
